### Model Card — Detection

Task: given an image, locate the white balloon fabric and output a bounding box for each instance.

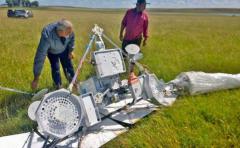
[170,72,240,95]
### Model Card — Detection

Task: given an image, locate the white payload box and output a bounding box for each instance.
[93,48,126,78]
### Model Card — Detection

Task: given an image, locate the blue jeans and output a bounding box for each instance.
[47,49,75,86]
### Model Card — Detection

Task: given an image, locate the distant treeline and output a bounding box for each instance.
[6,0,39,7]
[147,8,240,13]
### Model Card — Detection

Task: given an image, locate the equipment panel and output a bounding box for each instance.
[93,49,126,78]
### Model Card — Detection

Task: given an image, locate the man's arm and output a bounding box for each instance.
[119,25,125,41]
[143,14,149,46]
[120,10,128,41]
[67,32,75,59]
[32,35,50,89]
[67,32,75,53]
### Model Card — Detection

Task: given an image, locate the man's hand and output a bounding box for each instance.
[119,34,123,41]
[31,77,39,90]
[68,52,75,59]
[143,39,147,46]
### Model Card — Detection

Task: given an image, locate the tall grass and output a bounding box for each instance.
[0,8,239,147]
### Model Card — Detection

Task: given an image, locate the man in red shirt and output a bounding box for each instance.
[120,0,149,55]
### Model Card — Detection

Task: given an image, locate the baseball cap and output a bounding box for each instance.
[137,0,150,4]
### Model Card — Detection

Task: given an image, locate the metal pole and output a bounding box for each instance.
[68,34,96,92]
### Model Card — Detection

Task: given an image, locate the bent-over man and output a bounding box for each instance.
[31,19,75,90]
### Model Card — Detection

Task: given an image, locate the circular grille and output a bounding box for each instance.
[36,89,83,138]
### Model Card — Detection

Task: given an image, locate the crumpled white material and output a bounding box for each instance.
[169,72,240,95]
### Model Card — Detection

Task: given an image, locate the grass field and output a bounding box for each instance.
[0,7,240,147]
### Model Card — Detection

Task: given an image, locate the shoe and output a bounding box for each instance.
[55,84,62,90]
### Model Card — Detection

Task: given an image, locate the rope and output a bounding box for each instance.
[0,85,33,96]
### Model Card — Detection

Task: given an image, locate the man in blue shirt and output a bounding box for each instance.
[31,19,75,89]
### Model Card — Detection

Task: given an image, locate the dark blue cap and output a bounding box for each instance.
[137,0,150,4]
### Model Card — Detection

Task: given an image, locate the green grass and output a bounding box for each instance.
[0,7,240,147]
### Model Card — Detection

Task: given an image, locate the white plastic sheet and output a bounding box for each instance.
[169,72,240,95]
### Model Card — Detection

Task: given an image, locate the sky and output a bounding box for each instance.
[0,0,240,8]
